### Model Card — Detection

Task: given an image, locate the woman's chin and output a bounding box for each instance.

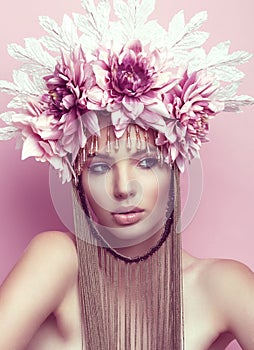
[95,222,163,250]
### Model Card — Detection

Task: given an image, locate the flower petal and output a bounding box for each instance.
[82,111,100,136]
[22,135,44,159]
[111,110,130,138]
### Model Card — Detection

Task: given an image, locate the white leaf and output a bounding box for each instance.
[167,10,209,54]
[129,20,166,48]
[209,65,244,82]
[96,1,111,34]
[8,38,55,71]
[39,15,61,35]
[81,0,97,13]
[39,15,78,51]
[223,50,252,66]
[113,0,132,23]
[33,72,47,92]
[75,0,110,46]
[144,21,167,49]
[78,33,100,52]
[186,11,208,32]
[113,0,136,39]
[104,0,165,46]
[40,36,62,52]
[214,83,254,112]
[223,95,254,112]
[191,41,252,83]
[111,0,158,44]
[0,112,15,123]
[136,0,156,25]
[214,83,239,100]
[13,70,41,95]
[16,63,48,75]
[173,31,209,50]
[0,80,18,95]
[167,11,185,47]
[13,71,30,90]
[187,48,207,72]
[61,15,79,48]
[0,70,43,104]
[234,95,254,105]
[7,96,28,109]
[0,126,18,140]
[73,13,101,44]
[170,50,191,67]
[207,41,230,62]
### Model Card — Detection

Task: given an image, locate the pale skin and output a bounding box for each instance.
[0,128,254,350]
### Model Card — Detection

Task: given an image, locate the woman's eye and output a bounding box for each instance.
[138,157,158,169]
[88,163,111,174]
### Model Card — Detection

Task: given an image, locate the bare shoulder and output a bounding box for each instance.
[27,230,77,251]
[197,258,254,348]
[192,256,254,323]
[22,230,78,280]
[197,257,254,293]
[0,230,79,301]
[184,252,254,307]
[0,231,79,350]
[26,230,78,262]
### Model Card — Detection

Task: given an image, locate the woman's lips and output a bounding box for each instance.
[112,209,144,225]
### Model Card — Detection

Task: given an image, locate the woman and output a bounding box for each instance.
[1,124,254,350]
[0,0,254,349]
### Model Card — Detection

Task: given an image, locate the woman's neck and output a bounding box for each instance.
[113,229,163,259]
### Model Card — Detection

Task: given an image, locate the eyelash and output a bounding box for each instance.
[137,157,158,169]
[88,157,158,175]
[88,163,111,174]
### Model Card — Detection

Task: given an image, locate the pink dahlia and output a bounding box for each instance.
[92,40,178,137]
[42,47,104,162]
[11,99,73,182]
[159,70,224,172]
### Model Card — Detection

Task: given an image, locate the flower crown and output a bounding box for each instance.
[0,0,253,183]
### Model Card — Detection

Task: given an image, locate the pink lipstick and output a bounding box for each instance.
[112,207,144,225]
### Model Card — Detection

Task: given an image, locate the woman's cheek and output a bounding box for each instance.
[88,179,109,208]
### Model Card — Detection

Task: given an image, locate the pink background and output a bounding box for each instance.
[0,1,253,349]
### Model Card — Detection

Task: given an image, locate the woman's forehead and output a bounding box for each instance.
[86,125,157,157]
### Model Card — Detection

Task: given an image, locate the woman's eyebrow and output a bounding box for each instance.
[87,146,158,160]
[87,153,114,160]
[131,147,157,157]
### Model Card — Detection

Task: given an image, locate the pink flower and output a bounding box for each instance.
[42,47,105,162]
[11,99,74,182]
[9,47,110,182]
[43,47,105,116]
[92,40,178,136]
[158,70,224,172]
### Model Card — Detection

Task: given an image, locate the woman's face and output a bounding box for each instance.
[81,126,172,249]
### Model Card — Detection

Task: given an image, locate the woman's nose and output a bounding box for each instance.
[113,164,136,200]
